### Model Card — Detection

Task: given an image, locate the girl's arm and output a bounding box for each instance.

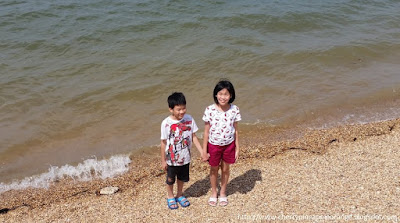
[202,122,211,161]
[160,139,168,170]
[234,122,240,161]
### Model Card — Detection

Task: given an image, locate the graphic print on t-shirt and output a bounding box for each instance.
[167,120,192,165]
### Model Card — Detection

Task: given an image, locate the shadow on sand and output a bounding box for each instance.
[184,169,262,198]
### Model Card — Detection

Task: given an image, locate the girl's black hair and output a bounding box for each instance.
[168,92,186,109]
[213,79,235,104]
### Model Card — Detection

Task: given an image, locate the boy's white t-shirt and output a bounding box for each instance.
[202,104,241,146]
[161,114,198,166]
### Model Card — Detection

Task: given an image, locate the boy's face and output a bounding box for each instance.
[169,104,186,120]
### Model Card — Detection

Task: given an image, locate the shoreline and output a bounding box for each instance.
[2,93,400,186]
[1,118,400,222]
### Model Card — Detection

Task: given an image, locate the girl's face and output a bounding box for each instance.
[216,88,231,106]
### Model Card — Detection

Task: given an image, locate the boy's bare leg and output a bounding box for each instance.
[176,180,184,198]
[219,161,230,198]
[166,175,175,198]
[166,183,175,199]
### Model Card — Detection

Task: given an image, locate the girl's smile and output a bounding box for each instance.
[216,88,231,107]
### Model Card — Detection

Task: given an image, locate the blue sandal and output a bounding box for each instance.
[167,198,178,209]
[176,196,190,207]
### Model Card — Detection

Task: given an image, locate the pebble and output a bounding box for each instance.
[99,186,119,195]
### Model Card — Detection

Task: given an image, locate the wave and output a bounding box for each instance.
[0,155,131,194]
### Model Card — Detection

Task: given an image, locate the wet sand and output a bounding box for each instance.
[1,119,400,222]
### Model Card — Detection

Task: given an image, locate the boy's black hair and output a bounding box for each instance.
[213,79,235,104]
[168,92,186,109]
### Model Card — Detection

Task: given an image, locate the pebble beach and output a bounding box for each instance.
[1,119,400,222]
[2,1,400,222]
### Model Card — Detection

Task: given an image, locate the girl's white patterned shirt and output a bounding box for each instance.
[202,104,241,146]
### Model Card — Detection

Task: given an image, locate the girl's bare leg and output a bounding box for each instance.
[220,161,230,198]
[210,165,219,200]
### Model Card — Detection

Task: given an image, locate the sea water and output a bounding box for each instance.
[1,0,400,192]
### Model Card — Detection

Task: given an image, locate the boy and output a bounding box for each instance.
[160,92,203,209]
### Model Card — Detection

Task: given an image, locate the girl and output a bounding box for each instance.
[202,79,241,207]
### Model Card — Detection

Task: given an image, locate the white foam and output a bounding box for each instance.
[0,155,131,194]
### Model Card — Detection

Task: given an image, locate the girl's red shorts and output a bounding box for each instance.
[207,141,236,167]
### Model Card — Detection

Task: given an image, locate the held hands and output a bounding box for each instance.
[201,152,210,162]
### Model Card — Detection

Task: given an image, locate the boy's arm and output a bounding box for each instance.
[202,122,210,161]
[234,122,240,161]
[160,139,168,170]
[192,133,203,158]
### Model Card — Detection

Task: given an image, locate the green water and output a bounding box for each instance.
[1,0,400,188]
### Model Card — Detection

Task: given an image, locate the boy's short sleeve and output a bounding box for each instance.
[160,119,168,140]
[192,118,199,133]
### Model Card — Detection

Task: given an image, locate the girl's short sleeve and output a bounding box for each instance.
[235,106,242,122]
[202,107,210,122]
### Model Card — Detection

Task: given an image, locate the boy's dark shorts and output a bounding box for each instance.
[166,163,189,185]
